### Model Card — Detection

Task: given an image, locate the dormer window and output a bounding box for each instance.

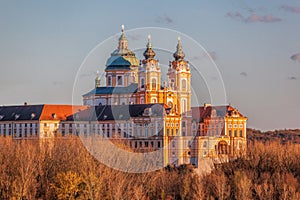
[15,114,20,120]
[52,113,56,119]
[31,113,36,119]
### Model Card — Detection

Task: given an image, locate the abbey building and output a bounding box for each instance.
[79,26,247,166]
[0,26,247,167]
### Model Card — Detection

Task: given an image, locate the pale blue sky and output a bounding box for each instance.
[0,0,300,130]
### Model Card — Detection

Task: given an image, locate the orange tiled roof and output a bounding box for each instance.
[40,105,88,120]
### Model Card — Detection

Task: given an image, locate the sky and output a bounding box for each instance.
[0,0,300,131]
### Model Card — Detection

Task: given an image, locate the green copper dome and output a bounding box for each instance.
[105,25,139,70]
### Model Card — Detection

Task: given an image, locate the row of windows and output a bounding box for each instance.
[0,123,37,128]
[130,140,161,149]
[14,132,38,138]
[61,122,163,130]
[228,130,243,137]
[0,131,38,138]
[107,75,123,86]
[228,124,243,128]
[138,78,188,91]
[166,128,179,136]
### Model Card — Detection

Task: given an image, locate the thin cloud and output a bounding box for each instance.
[240,72,248,77]
[226,11,282,23]
[190,51,217,61]
[226,12,244,21]
[288,76,298,80]
[280,5,300,13]
[155,14,173,24]
[291,53,300,62]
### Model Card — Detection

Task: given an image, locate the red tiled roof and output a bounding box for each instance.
[40,105,88,120]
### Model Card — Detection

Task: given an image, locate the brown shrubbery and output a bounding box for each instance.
[0,137,299,199]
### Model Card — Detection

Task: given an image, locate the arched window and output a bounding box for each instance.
[140,78,145,89]
[171,79,175,89]
[218,141,228,155]
[181,79,187,91]
[151,78,157,90]
[140,97,144,104]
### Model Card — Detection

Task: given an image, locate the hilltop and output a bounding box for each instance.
[247,128,300,144]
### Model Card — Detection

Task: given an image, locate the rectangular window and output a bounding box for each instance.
[157,141,161,148]
[234,130,237,137]
[229,130,232,136]
[107,75,112,86]
[239,130,243,137]
[182,121,186,127]
[145,128,148,137]
[117,76,123,86]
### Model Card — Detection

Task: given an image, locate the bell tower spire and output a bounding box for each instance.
[143,35,156,59]
[138,35,161,104]
[168,36,191,115]
[173,36,185,61]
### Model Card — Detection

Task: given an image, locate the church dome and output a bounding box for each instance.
[105,25,139,70]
